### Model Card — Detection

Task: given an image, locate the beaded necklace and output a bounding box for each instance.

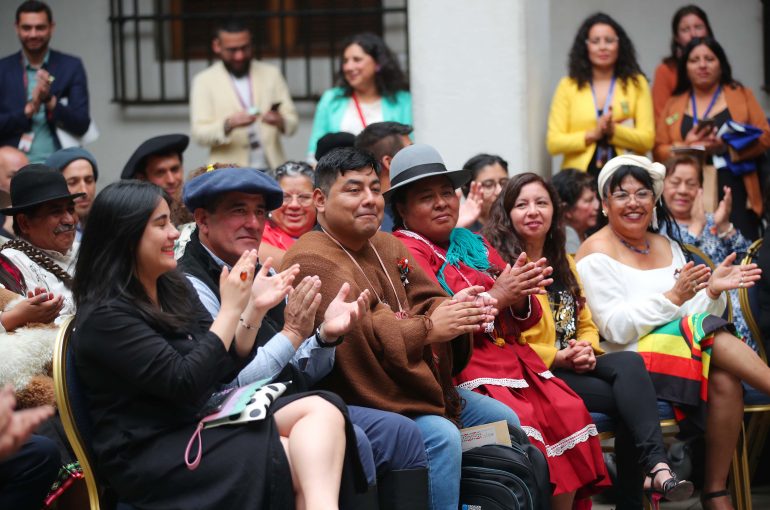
[611,229,650,255]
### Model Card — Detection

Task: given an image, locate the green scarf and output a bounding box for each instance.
[437,228,490,295]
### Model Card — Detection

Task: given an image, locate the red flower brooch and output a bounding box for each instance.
[397,258,411,286]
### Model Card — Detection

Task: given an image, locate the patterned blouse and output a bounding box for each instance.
[672,214,755,351]
[548,288,578,350]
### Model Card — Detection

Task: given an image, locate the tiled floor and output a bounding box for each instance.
[592,484,770,509]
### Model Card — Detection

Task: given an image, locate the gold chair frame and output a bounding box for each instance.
[52,315,102,510]
[732,238,770,510]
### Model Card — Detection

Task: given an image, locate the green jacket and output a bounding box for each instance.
[307,87,412,156]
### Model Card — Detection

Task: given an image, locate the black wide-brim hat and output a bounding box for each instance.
[382,143,472,201]
[0,164,85,215]
[121,134,189,179]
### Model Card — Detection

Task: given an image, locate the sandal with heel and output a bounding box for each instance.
[700,489,730,508]
[643,467,694,509]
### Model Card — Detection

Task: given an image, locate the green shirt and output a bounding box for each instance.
[24,51,57,163]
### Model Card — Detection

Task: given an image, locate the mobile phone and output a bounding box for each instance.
[270,102,282,112]
[197,388,235,418]
[696,119,716,133]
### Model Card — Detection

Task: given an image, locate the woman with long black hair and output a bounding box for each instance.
[71,180,360,510]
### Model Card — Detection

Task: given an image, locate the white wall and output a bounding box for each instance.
[409,0,529,172]
[0,0,766,183]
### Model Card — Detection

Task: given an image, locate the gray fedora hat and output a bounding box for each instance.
[383,144,472,200]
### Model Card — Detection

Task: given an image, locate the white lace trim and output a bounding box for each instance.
[521,426,544,444]
[520,424,599,458]
[538,370,554,379]
[546,424,598,457]
[456,377,528,391]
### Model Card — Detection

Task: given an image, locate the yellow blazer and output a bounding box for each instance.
[546,75,655,171]
[190,61,298,169]
[520,257,603,368]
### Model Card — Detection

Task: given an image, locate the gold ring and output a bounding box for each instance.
[240,271,248,282]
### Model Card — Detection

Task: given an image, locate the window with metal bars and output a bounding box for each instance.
[109,0,408,105]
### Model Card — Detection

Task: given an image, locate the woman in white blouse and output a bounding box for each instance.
[575,155,766,510]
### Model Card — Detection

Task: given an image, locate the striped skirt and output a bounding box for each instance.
[637,313,733,430]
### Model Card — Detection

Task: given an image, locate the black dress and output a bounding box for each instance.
[72,294,359,510]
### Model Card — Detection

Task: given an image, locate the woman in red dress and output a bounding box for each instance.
[388,144,608,510]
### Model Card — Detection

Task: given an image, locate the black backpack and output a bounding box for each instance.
[459,426,551,510]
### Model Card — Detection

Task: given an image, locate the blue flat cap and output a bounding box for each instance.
[45,147,99,180]
[183,167,284,211]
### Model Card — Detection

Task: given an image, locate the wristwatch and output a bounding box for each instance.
[315,325,343,348]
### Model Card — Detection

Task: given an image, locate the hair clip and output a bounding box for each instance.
[206,164,216,173]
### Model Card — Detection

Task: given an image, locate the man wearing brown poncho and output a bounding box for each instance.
[281,146,521,510]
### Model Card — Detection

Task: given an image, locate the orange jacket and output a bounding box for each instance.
[654,85,770,217]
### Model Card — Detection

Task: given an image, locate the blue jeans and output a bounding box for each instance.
[413,388,520,510]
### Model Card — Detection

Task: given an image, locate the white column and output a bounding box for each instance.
[408,0,550,175]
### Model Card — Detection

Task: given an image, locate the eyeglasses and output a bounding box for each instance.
[479,178,509,193]
[586,36,619,46]
[610,189,654,204]
[282,193,313,207]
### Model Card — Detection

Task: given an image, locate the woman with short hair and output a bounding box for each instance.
[260,161,317,266]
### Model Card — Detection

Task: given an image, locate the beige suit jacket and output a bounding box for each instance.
[190,61,298,169]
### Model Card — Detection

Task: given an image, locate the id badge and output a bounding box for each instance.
[18,132,34,153]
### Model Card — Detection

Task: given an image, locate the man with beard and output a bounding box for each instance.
[45,147,97,241]
[121,134,192,226]
[190,19,298,170]
[0,164,83,321]
[0,1,90,163]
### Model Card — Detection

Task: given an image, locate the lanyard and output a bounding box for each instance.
[590,76,616,168]
[229,74,254,110]
[690,85,722,125]
[590,76,616,117]
[351,93,368,129]
[321,227,407,318]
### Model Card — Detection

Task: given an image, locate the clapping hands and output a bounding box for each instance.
[707,252,762,295]
[249,258,298,313]
[488,252,553,309]
[319,283,371,342]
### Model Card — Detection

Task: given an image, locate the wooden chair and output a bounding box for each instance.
[53,315,136,510]
[736,239,770,504]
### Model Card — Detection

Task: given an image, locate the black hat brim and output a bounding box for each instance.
[0,191,86,215]
[121,134,189,179]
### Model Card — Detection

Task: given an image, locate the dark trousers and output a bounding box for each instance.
[349,405,427,486]
[0,435,60,510]
[554,351,669,510]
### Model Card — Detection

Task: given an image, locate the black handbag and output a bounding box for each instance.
[459,426,551,510]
